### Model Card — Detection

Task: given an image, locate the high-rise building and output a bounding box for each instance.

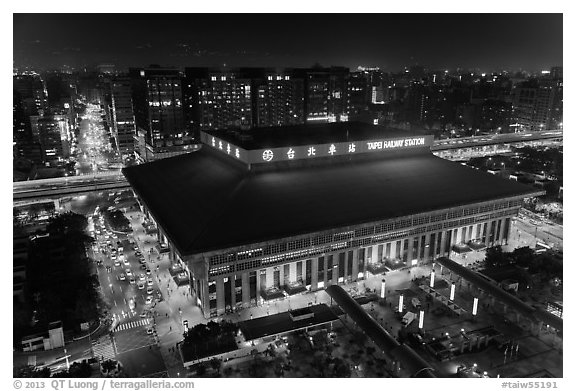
[110,76,136,156]
[253,71,305,128]
[13,74,48,133]
[184,68,252,132]
[347,72,370,121]
[302,67,349,123]
[130,67,186,148]
[30,115,71,163]
[512,79,561,131]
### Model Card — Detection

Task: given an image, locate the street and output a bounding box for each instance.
[75,103,121,176]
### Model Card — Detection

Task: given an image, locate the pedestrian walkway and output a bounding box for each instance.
[115,318,150,332]
[92,335,116,361]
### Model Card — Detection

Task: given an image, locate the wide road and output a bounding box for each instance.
[512,213,563,250]
[91,196,168,376]
[76,103,121,175]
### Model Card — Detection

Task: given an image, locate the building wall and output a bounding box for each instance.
[184,197,524,317]
[111,77,136,155]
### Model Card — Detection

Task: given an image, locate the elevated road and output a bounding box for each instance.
[431,130,562,152]
[13,171,130,204]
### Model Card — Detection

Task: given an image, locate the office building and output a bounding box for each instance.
[110,76,137,156]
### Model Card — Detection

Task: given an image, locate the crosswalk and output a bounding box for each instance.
[92,335,116,361]
[114,318,150,332]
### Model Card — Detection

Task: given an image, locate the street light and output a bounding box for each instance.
[472,297,479,316]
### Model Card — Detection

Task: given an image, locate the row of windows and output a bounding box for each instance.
[212,214,517,277]
[208,265,233,276]
[208,201,522,267]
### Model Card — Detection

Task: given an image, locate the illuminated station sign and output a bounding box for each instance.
[201,131,433,165]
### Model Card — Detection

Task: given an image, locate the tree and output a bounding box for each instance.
[484,245,510,267]
[209,357,222,375]
[16,365,51,378]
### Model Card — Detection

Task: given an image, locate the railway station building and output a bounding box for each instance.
[123,123,543,318]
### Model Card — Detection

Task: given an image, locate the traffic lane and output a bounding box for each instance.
[115,345,167,377]
[514,218,562,244]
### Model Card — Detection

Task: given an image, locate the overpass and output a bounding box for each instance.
[13,171,130,205]
[13,130,562,203]
[431,130,562,152]
[432,130,562,160]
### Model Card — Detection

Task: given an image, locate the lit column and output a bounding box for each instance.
[64,348,70,370]
[450,283,456,301]
[430,270,435,288]
[472,297,479,316]
[418,310,425,330]
[398,294,404,312]
[380,279,386,299]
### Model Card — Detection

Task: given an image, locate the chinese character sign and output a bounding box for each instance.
[287,148,295,159]
[348,143,356,153]
[328,144,337,155]
[307,147,316,157]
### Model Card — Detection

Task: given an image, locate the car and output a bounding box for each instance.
[140,310,149,318]
[146,269,152,276]
[138,257,146,264]
[118,246,124,253]
[139,273,146,281]
[147,279,153,286]
[146,287,154,295]
[139,264,147,271]
[146,328,154,335]
[106,266,112,273]
[138,282,145,290]
[113,260,121,267]
[111,254,117,260]
[135,250,142,257]
[125,269,132,277]
[123,259,130,267]
[119,273,126,281]
[129,277,136,284]
[145,296,154,304]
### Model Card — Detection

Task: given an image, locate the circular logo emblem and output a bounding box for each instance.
[262,150,274,162]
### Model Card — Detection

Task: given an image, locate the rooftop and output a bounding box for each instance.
[123,145,541,256]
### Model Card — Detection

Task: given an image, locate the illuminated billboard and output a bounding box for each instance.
[201,131,433,165]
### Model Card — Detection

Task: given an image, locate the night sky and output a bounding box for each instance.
[13,13,563,72]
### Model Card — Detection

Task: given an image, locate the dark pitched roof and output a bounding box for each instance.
[123,147,541,256]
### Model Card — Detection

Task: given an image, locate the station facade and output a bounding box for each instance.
[125,123,542,318]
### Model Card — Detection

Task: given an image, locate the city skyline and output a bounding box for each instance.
[14,13,562,73]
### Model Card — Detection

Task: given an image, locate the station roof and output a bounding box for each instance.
[123,146,541,256]
[238,304,339,341]
[207,122,424,150]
